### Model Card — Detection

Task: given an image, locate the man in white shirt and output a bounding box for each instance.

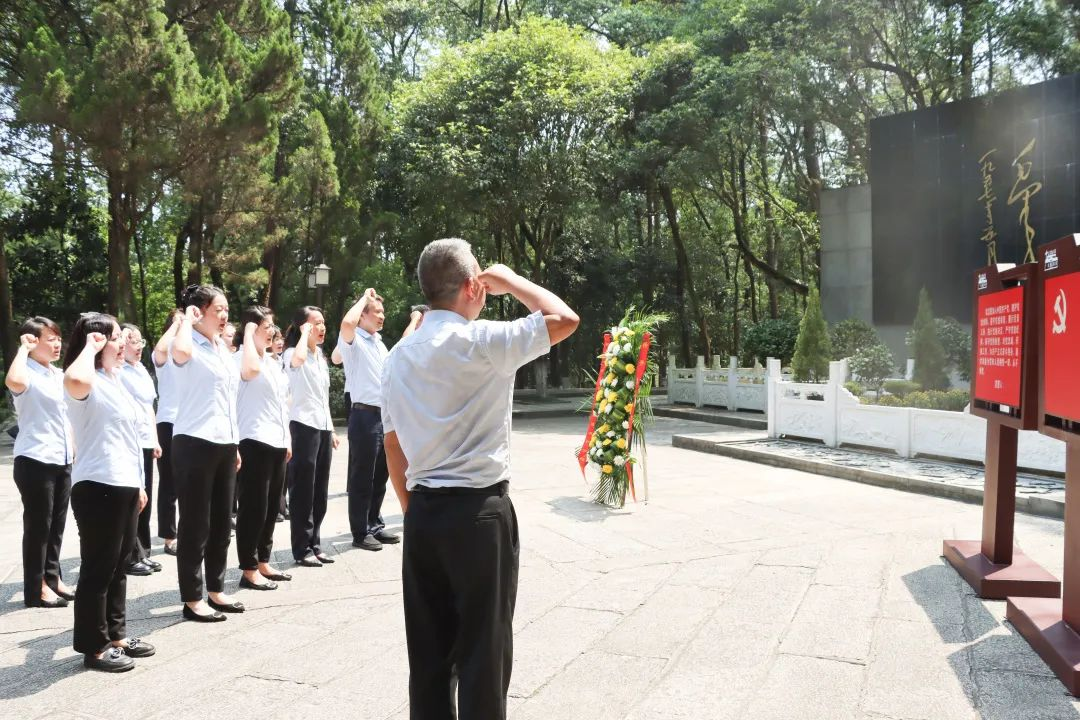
[338,288,396,550]
[382,238,579,719]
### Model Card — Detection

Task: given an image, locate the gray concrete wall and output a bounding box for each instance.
[820,185,873,324]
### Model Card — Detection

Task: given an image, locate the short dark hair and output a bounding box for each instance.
[63,313,117,371]
[181,284,226,311]
[161,308,182,336]
[19,316,62,339]
[410,304,431,315]
[284,306,323,350]
[235,306,273,349]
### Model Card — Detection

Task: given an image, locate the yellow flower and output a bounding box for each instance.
[604,373,615,385]
[600,402,609,413]
[624,402,634,413]
[601,464,613,474]
[605,390,617,402]
[603,439,612,446]
[597,424,609,434]
[595,389,602,401]
[615,438,627,449]
[625,363,635,374]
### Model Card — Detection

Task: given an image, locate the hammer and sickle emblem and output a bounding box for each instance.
[1052,289,1068,335]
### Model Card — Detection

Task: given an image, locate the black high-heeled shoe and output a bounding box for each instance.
[182,605,226,623]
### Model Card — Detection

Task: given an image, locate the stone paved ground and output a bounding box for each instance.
[1,416,1078,720]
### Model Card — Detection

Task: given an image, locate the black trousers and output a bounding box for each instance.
[13,457,71,605]
[173,435,236,602]
[156,422,178,539]
[236,439,287,570]
[347,407,388,540]
[287,422,332,561]
[70,481,139,655]
[403,483,519,720]
[129,448,155,563]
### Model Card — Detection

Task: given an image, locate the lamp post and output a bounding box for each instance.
[310,262,330,305]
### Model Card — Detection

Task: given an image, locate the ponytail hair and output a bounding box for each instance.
[284,306,323,350]
[63,313,117,371]
[236,305,273,349]
[181,284,225,311]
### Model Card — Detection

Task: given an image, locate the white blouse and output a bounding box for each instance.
[12,358,73,466]
[119,362,157,449]
[171,331,240,445]
[66,369,144,489]
[235,349,290,449]
[283,346,333,431]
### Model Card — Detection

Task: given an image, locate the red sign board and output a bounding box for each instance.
[1044,271,1080,424]
[974,286,1024,406]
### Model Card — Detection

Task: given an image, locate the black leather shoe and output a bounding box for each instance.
[143,557,162,571]
[53,588,76,601]
[206,595,245,613]
[163,542,178,556]
[295,555,322,567]
[27,596,68,609]
[183,605,226,623]
[352,534,382,552]
[239,576,278,591]
[120,637,155,658]
[260,570,292,582]
[314,553,335,564]
[84,647,134,673]
[374,530,400,544]
[126,561,153,577]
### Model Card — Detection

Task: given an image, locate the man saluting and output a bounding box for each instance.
[382,238,579,719]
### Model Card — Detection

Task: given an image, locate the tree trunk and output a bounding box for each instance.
[106,170,138,321]
[173,217,190,307]
[659,181,711,364]
[757,115,780,319]
[134,227,149,329]
[0,227,15,369]
[958,0,978,99]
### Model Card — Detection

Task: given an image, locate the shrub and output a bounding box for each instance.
[875,394,904,407]
[843,381,865,398]
[830,319,879,360]
[792,289,832,381]
[329,364,347,419]
[742,317,799,365]
[910,288,949,390]
[850,343,896,396]
[883,379,920,398]
[902,389,970,412]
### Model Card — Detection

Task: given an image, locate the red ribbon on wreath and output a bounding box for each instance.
[623,331,652,502]
[577,332,612,478]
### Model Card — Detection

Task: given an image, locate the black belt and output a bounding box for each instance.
[411,481,509,497]
[351,403,381,412]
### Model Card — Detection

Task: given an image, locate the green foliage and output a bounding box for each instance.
[742,318,799,365]
[935,317,972,382]
[850,343,896,396]
[910,288,950,390]
[883,379,921,398]
[895,389,971,412]
[328,364,346,419]
[830,319,879,361]
[843,381,865,398]
[791,289,831,381]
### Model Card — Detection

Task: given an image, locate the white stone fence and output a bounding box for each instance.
[667,355,778,413]
[766,359,1065,474]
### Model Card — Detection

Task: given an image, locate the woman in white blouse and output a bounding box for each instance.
[64,313,155,673]
[5,316,75,608]
[233,306,292,590]
[171,285,260,622]
[119,324,162,577]
[283,306,339,567]
[153,310,183,556]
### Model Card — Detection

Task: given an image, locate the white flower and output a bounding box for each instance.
[606,431,616,438]
[625,380,634,389]
[622,421,629,429]
[610,326,619,337]
[614,456,626,466]
[622,343,631,353]
[606,341,617,354]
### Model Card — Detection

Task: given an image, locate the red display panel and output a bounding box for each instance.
[1044,271,1080,423]
[974,286,1024,406]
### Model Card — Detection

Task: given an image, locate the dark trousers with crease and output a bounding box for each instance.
[173,435,236,602]
[287,422,332,560]
[403,483,519,720]
[236,439,287,570]
[156,422,178,539]
[129,448,155,563]
[13,456,71,605]
[71,481,139,655]
[347,406,388,540]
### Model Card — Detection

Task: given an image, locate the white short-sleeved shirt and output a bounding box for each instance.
[154,355,178,425]
[119,362,157,449]
[337,328,388,407]
[12,358,73,466]
[66,369,145,489]
[283,346,333,431]
[236,349,290,449]
[381,310,550,490]
[172,331,240,445]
